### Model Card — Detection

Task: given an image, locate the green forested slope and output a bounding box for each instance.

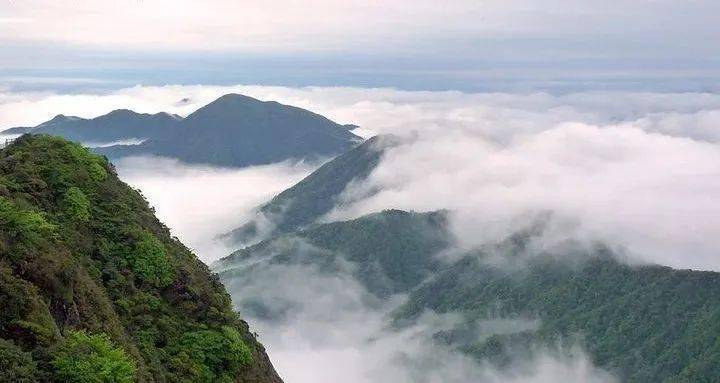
[0,135,282,383]
[394,251,720,382]
[219,209,450,299]
[218,207,720,382]
[223,135,396,245]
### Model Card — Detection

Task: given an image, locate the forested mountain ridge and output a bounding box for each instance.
[217,208,720,382]
[0,135,282,382]
[217,209,451,300]
[96,93,362,167]
[222,135,397,245]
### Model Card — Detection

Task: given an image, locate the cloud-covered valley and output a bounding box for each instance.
[3,84,717,269]
[3,84,720,382]
[113,156,315,262]
[218,249,618,383]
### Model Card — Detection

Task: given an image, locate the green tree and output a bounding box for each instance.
[128,231,174,287]
[63,187,91,222]
[170,327,253,382]
[89,162,108,182]
[222,326,254,368]
[0,197,56,242]
[0,339,39,383]
[51,330,136,383]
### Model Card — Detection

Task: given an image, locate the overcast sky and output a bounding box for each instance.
[1,0,719,92]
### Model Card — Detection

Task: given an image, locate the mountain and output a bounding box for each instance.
[222,135,397,245]
[217,209,451,300]
[0,135,282,382]
[2,110,179,145]
[215,208,720,382]
[97,94,362,167]
[2,94,362,168]
[393,248,720,382]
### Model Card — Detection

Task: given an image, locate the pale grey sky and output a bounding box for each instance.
[1,0,719,92]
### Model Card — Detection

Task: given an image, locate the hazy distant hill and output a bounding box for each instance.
[2,109,179,144]
[3,94,362,168]
[97,93,362,167]
[216,208,720,382]
[223,135,397,245]
[0,135,282,382]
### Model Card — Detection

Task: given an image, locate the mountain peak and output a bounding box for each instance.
[38,114,80,126]
[216,92,263,102]
[204,93,266,108]
[100,109,142,119]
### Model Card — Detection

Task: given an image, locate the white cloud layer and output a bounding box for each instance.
[3,83,719,271]
[114,156,315,262]
[5,83,716,381]
[331,123,720,270]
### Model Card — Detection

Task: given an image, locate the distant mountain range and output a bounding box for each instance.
[2,109,179,144]
[3,94,362,168]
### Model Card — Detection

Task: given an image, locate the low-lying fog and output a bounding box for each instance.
[114,156,315,262]
[3,84,720,382]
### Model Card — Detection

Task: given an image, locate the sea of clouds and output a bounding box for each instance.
[2,84,717,269]
[2,84,719,382]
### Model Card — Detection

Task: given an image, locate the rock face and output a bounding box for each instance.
[0,135,282,382]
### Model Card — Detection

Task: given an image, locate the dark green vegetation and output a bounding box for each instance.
[223,135,395,245]
[219,209,450,299]
[0,135,281,382]
[391,240,720,382]
[96,94,361,167]
[217,207,720,382]
[2,110,178,144]
[51,330,136,383]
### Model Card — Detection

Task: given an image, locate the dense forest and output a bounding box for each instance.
[219,209,450,299]
[0,135,282,382]
[217,208,720,382]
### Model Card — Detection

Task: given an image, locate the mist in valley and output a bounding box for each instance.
[3,84,720,382]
